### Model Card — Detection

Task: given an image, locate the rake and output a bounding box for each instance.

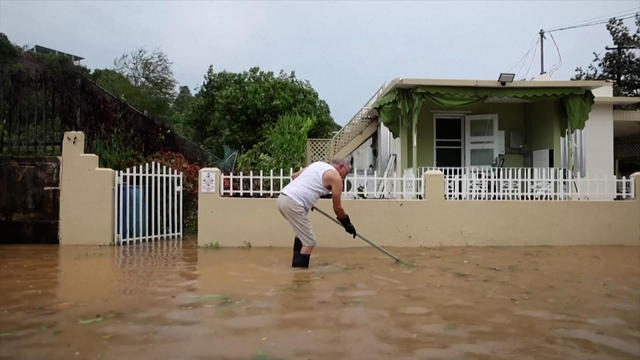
[312,206,414,267]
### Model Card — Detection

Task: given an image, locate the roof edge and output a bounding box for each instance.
[594,96,640,105]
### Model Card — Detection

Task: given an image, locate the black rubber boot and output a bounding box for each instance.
[293,237,302,254]
[292,252,310,268]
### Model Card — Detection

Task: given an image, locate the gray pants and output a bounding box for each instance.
[277,194,316,247]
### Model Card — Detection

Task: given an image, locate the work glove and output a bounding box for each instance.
[337,215,357,238]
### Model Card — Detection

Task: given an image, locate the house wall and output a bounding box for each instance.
[388,97,608,174]
[412,102,527,168]
[525,100,565,167]
[59,131,114,245]
[584,104,614,176]
[199,168,640,248]
[351,137,374,172]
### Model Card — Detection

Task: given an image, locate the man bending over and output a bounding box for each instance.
[277,157,357,268]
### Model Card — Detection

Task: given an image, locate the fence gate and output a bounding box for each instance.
[114,162,183,245]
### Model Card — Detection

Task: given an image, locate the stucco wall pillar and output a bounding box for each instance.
[424,170,445,202]
[198,168,222,246]
[59,131,114,245]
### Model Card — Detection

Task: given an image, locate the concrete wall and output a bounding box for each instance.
[199,168,640,247]
[59,131,114,245]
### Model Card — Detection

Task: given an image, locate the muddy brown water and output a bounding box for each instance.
[1,239,639,360]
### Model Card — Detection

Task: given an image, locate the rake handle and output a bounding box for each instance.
[311,206,401,263]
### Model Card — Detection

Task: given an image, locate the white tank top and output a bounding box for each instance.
[282,162,336,211]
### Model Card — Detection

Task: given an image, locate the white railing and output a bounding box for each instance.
[344,169,423,199]
[422,167,635,201]
[220,167,424,199]
[219,167,634,201]
[114,162,183,245]
[221,169,295,197]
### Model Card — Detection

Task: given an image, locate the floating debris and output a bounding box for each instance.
[396,260,417,268]
[78,316,103,325]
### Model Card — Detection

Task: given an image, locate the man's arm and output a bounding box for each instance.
[331,180,347,219]
[324,170,356,238]
[323,170,346,218]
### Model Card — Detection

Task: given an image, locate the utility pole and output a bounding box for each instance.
[605,45,636,95]
[539,29,546,75]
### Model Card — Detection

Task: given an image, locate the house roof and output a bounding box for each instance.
[594,96,640,105]
[27,45,84,61]
[381,78,609,95]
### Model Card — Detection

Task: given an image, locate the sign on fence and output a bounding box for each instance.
[200,170,216,193]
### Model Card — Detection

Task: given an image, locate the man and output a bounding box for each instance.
[277,157,357,268]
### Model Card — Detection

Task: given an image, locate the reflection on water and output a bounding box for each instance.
[115,239,198,295]
[1,242,639,359]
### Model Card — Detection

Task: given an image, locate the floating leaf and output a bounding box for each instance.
[78,317,103,325]
[396,260,417,268]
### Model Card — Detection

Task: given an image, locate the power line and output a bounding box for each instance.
[537,9,638,75]
[524,40,539,79]
[546,12,637,33]
[546,7,639,32]
[507,34,538,74]
[547,32,563,77]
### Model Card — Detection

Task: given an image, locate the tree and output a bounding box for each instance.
[0,33,19,65]
[173,85,194,114]
[114,48,177,102]
[171,85,195,138]
[574,14,640,97]
[237,113,315,171]
[92,68,173,119]
[187,66,338,159]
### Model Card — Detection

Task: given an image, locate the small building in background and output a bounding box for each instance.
[23,44,84,65]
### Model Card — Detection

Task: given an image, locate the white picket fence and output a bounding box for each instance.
[219,168,424,199]
[114,162,183,245]
[221,169,295,197]
[342,169,423,199]
[220,166,634,201]
[422,167,635,201]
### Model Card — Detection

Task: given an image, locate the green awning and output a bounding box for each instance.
[373,86,595,136]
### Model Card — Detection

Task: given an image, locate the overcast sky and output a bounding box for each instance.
[1,1,638,125]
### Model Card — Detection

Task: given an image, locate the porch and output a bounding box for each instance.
[373,83,600,178]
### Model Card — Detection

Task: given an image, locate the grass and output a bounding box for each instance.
[202,242,222,250]
[396,259,417,268]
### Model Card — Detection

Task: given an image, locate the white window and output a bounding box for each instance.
[465,114,499,167]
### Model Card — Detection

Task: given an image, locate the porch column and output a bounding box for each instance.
[412,115,418,176]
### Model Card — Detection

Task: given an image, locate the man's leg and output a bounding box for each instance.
[293,237,302,254]
[278,195,315,268]
[291,237,308,267]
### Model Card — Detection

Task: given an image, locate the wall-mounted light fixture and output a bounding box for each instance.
[498,73,515,86]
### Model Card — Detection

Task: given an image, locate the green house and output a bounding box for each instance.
[309,78,640,179]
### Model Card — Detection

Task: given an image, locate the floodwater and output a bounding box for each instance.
[1,240,639,360]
